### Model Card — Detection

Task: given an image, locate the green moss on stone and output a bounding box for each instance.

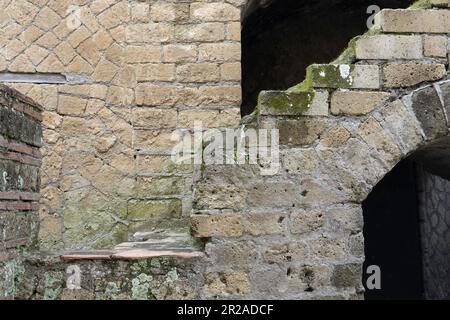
[410,0,432,9]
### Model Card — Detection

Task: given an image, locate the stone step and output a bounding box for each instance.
[378,9,450,34]
[60,230,202,261]
[431,0,449,8]
[258,90,328,116]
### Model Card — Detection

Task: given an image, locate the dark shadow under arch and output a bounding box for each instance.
[363,137,450,300]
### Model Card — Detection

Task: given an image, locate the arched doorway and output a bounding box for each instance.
[240,0,411,115]
[363,137,450,300]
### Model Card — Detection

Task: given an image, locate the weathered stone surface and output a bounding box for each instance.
[310,64,380,89]
[277,119,327,146]
[410,86,447,140]
[290,210,325,235]
[191,214,243,237]
[128,199,182,221]
[356,35,423,60]
[260,90,328,116]
[378,100,424,153]
[379,9,450,33]
[244,212,286,236]
[204,272,250,296]
[383,63,446,88]
[424,36,448,58]
[247,181,298,207]
[195,183,246,210]
[264,242,309,264]
[331,91,391,116]
[331,263,363,288]
[358,117,402,165]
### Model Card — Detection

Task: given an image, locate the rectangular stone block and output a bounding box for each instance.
[195,183,246,210]
[135,176,187,197]
[379,9,450,33]
[424,35,448,58]
[135,154,192,174]
[277,118,327,146]
[331,91,391,116]
[310,64,380,89]
[191,214,243,237]
[383,63,446,88]
[133,129,179,151]
[431,0,449,8]
[245,212,286,236]
[175,23,225,42]
[132,108,177,129]
[259,90,328,116]
[128,199,182,221]
[178,108,240,128]
[190,3,240,22]
[356,35,423,60]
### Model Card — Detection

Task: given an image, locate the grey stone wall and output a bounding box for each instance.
[417,167,450,300]
[0,84,43,299]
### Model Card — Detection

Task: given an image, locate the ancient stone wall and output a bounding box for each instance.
[0,0,243,250]
[0,0,449,300]
[191,2,450,299]
[0,84,43,299]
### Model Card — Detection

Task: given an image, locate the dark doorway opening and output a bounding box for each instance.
[363,139,450,300]
[241,0,412,116]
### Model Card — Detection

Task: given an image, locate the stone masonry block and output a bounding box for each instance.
[356,35,423,60]
[310,64,380,89]
[259,90,328,116]
[277,118,327,145]
[244,212,286,236]
[424,35,448,58]
[331,91,391,116]
[379,9,450,34]
[191,214,243,237]
[431,0,449,8]
[410,86,447,140]
[383,63,446,88]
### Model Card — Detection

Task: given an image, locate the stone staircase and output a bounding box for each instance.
[3,0,449,300]
[189,1,450,299]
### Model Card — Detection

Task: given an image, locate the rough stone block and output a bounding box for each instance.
[277,118,327,146]
[264,242,309,265]
[356,35,423,60]
[378,100,424,153]
[204,272,250,296]
[128,199,182,221]
[383,63,446,88]
[195,183,246,210]
[310,64,380,89]
[260,90,328,116]
[424,36,448,58]
[244,212,286,236]
[191,214,243,237]
[247,181,298,207]
[410,86,447,140]
[358,117,402,165]
[136,176,186,197]
[331,91,391,116]
[331,263,363,288]
[190,3,240,22]
[290,210,325,235]
[379,9,450,33]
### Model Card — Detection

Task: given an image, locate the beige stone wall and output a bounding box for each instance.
[0,0,244,250]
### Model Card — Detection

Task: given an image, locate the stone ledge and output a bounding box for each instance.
[60,240,203,261]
